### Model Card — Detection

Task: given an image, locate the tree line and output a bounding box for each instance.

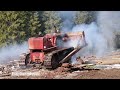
[0,11,95,47]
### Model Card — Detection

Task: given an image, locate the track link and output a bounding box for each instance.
[43,53,53,69]
[43,47,74,69]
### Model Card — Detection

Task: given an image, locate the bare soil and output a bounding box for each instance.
[1,68,120,79]
[1,50,120,79]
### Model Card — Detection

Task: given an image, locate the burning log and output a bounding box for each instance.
[76,56,84,64]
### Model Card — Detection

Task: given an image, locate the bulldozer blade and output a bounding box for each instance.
[59,45,87,64]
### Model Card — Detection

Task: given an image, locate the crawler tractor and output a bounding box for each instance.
[21,31,87,69]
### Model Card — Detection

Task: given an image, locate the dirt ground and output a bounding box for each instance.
[72,69,120,79]
[1,68,120,79]
[1,50,120,79]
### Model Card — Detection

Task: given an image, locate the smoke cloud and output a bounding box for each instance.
[71,22,107,56]
[59,11,76,33]
[1,11,120,64]
[97,11,120,51]
[0,42,28,64]
[59,11,120,63]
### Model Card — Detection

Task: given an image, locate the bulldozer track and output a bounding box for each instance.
[43,50,60,69]
[43,47,74,69]
[44,53,53,68]
[19,52,55,69]
[18,47,76,69]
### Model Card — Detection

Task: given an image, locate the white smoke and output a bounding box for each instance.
[59,11,76,33]
[59,11,120,63]
[71,22,108,56]
[1,11,120,65]
[0,42,28,64]
[97,11,120,51]
[59,11,108,56]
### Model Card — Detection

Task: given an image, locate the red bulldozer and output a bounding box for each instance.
[20,31,87,69]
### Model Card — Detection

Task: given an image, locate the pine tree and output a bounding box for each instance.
[0,11,62,48]
[74,11,95,25]
[12,11,27,43]
[27,11,41,37]
[41,11,62,34]
[0,11,23,47]
[0,11,29,47]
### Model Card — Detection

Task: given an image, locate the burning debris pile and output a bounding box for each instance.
[60,11,120,63]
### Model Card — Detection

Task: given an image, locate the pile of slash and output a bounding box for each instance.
[1,50,120,79]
